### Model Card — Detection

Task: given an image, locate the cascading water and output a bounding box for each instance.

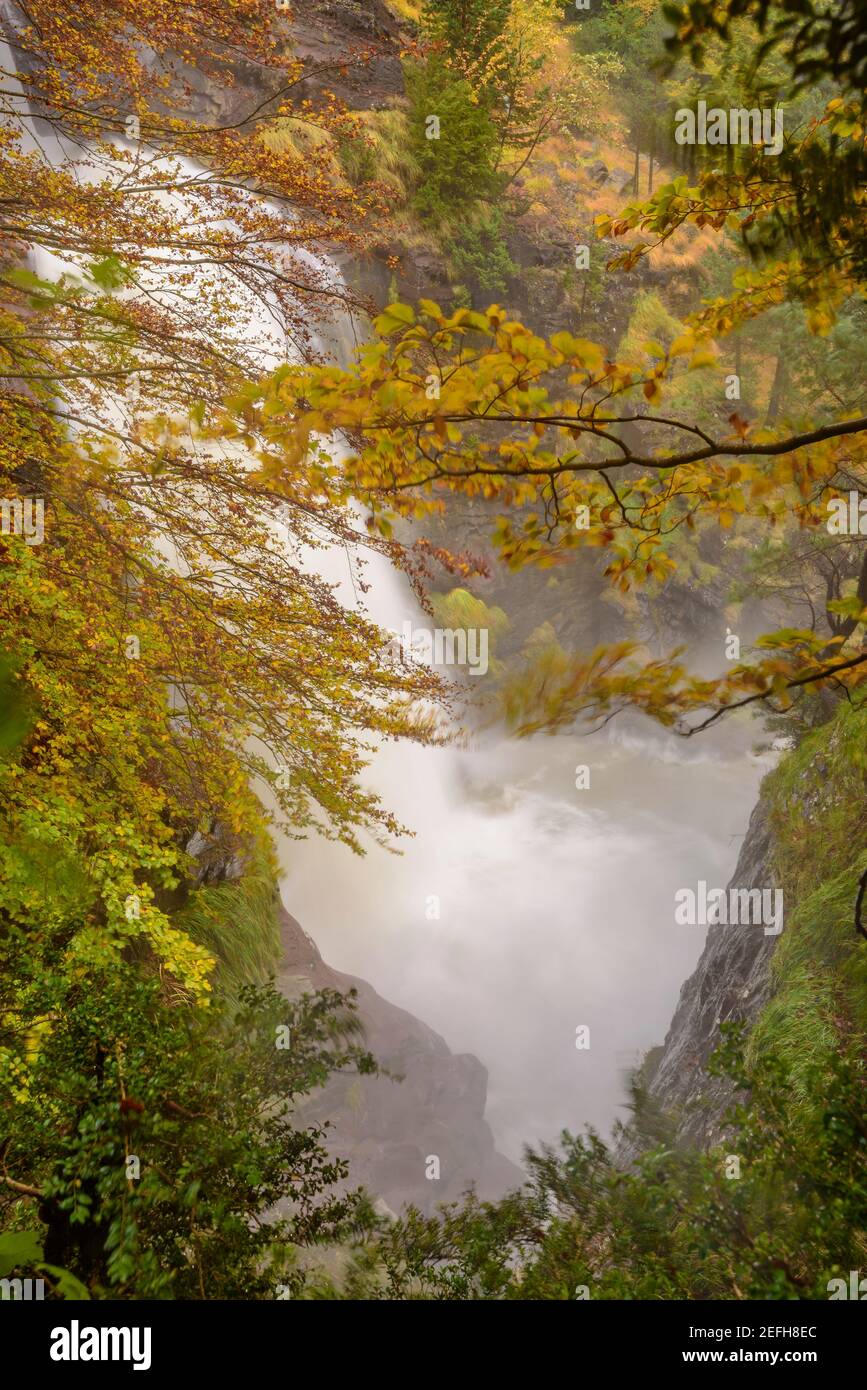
[3,27,770,1165]
[279,639,768,1160]
[273,273,771,1165]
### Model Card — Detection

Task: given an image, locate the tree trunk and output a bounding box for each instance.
[40,1039,110,1286]
[42,1199,107,1285]
[766,349,787,422]
[633,137,640,197]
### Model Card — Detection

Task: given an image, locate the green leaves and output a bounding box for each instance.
[0,1235,89,1301]
[0,655,34,757]
[405,57,504,224]
[38,1264,91,1300]
[2,267,65,308]
[342,1021,867,1301]
[827,596,867,622]
[86,256,134,292]
[3,970,379,1298]
[0,1230,43,1278]
[3,267,58,296]
[373,301,416,336]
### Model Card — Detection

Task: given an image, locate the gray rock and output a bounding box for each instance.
[617,797,779,1162]
[277,904,524,1213]
[184,826,247,884]
[604,170,637,195]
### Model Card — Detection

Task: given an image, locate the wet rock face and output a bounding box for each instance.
[147,0,403,129]
[619,798,778,1162]
[277,905,524,1214]
[288,0,404,111]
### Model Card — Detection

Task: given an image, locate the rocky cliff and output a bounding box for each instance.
[618,694,867,1167]
[276,903,524,1214]
[618,795,780,1162]
[182,825,523,1214]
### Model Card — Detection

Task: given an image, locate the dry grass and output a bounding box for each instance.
[383,0,421,23]
[258,119,335,160]
[652,222,719,272]
[360,106,420,198]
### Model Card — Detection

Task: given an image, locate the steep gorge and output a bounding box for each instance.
[620,702,867,1163]
[179,0,860,1209]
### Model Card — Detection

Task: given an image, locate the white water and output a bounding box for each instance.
[277,566,768,1160]
[3,39,770,1164]
[252,234,771,1167]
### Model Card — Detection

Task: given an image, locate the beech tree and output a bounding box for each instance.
[253,0,866,739]
[0,0,450,999]
[0,0,438,1295]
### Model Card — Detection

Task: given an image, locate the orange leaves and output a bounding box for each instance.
[242,289,867,736]
[727,412,752,440]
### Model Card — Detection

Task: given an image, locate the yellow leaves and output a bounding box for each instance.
[615,241,652,272]
[806,306,835,336]
[689,348,717,370]
[668,331,697,358]
[373,301,416,335]
[23,1012,54,1067]
[218,290,867,746]
[549,332,604,372]
[825,95,865,140]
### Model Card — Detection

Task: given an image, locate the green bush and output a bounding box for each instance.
[405,58,502,224]
[448,211,516,294]
[337,133,378,186]
[320,1027,867,1300]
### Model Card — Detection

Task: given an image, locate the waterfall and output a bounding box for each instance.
[2,25,771,1163]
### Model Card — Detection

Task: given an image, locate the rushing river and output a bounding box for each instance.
[268,255,771,1166]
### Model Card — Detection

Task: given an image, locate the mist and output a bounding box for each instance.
[278,541,770,1165]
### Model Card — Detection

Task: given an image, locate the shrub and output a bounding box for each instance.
[448,211,516,293]
[405,58,502,223]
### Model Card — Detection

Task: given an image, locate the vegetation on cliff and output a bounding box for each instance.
[1,0,865,1300]
[321,697,867,1300]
